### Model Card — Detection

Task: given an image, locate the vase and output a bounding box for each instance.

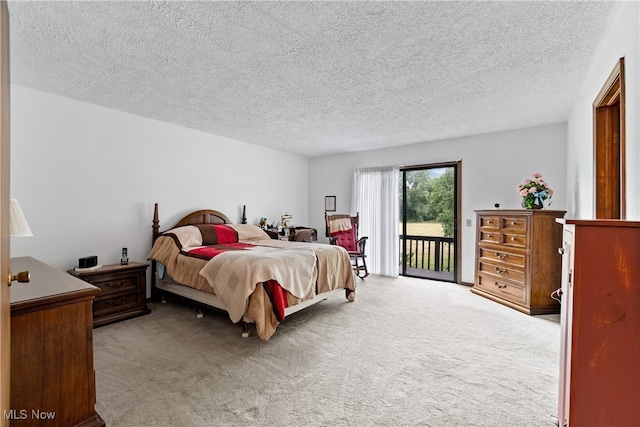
[522,198,544,209]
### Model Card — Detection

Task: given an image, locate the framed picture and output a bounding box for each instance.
[325,196,336,212]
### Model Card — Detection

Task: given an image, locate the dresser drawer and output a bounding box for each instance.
[479,216,500,229]
[502,231,527,248]
[93,291,142,317]
[479,230,500,244]
[478,260,525,284]
[479,247,526,267]
[501,216,528,231]
[476,273,527,305]
[92,275,139,296]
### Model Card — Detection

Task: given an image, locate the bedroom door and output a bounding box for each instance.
[400,161,461,283]
[0,1,10,423]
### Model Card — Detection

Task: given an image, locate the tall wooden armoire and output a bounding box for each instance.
[557,219,640,426]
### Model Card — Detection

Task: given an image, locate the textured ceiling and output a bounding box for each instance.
[8,1,617,158]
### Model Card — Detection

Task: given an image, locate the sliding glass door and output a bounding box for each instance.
[400,162,459,282]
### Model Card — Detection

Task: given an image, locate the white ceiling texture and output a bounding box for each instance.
[8,1,618,158]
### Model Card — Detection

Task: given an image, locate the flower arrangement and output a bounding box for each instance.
[517,173,553,209]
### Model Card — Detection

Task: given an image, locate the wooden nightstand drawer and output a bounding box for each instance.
[69,262,150,327]
[94,291,142,317]
[93,275,138,296]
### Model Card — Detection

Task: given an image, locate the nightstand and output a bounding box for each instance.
[69,262,150,327]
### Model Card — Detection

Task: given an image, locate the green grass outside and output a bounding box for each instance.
[400,221,445,237]
[400,222,452,270]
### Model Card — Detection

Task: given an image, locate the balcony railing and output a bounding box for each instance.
[400,234,455,272]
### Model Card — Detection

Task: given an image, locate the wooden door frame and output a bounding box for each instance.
[594,57,625,219]
[0,1,10,424]
[400,160,462,284]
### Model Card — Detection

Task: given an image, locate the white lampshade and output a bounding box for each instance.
[9,199,33,237]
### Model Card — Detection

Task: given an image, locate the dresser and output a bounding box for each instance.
[557,220,640,426]
[10,257,104,426]
[472,209,565,315]
[68,262,149,327]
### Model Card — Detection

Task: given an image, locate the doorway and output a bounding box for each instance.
[594,57,625,219]
[400,161,461,283]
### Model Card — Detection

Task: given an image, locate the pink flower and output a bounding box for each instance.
[529,187,537,194]
[520,189,528,196]
[533,172,542,179]
[524,179,531,184]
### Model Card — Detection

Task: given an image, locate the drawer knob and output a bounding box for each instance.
[496,252,508,259]
[495,267,507,274]
[487,220,492,224]
[511,221,516,225]
[558,248,565,255]
[511,237,516,241]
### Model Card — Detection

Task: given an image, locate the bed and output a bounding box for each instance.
[147,203,356,340]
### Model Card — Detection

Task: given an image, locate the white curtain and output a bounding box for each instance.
[352,165,399,277]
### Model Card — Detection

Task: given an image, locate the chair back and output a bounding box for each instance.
[325,213,360,252]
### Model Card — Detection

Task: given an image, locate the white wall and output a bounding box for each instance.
[566,1,639,219]
[10,86,309,280]
[309,123,568,284]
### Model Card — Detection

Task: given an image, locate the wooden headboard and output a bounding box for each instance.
[152,203,232,243]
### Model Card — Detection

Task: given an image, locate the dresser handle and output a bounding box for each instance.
[495,267,507,274]
[558,248,565,255]
[105,279,127,289]
[487,220,492,224]
[494,282,506,289]
[511,237,516,241]
[511,221,516,225]
[496,252,508,259]
[105,296,128,306]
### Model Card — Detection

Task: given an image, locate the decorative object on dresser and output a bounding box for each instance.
[10,256,104,427]
[556,219,640,426]
[472,209,565,315]
[69,262,150,327]
[517,172,554,209]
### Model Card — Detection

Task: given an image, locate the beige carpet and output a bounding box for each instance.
[93,275,560,426]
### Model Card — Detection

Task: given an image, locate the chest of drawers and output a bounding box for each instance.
[472,209,565,315]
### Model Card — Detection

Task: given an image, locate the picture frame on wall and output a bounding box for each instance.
[325,196,336,212]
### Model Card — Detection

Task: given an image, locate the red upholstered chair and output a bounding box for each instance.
[325,213,369,279]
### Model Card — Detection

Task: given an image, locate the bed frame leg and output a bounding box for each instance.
[196,307,204,319]
[161,296,167,304]
[346,289,355,302]
[241,322,250,338]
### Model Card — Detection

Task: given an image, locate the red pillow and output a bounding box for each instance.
[196,224,239,245]
[331,228,357,252]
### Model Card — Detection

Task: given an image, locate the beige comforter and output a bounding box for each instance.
[148,233,356,340]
